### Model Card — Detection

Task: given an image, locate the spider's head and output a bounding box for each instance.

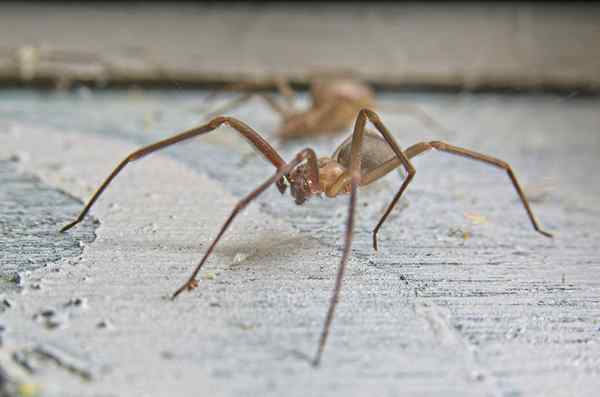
[287,157,346,205]
[288,163,320,205]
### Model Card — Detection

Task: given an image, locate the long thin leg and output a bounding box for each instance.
[195,81,273,111]
[171,148,317,299]
[313,171,360,367]
[356,140,552,245]
[327,109,417,251]
[198,77,297,120]
[60,117,287,232]
[403,140,553,237]
[274,76,296,109]
[276,100,340,139]
[371,174,415,251]
[200,92,291,121]
[196,82,258,109]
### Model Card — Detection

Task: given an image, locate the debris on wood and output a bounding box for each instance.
[448,227,471,240]
[464,212,487,225]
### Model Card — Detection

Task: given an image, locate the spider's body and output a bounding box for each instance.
[61,109,552,367]
[287,132,399,205]
[201,76,451,141]
[277,78,376,139]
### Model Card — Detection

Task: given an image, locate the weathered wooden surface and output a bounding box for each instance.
[0,159,97,287]
[0,90,599,396]
[0,3,599,90]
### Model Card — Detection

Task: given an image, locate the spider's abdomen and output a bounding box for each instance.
[310,78,375,109]
[332,131,402,176]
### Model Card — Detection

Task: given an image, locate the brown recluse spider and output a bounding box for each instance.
[199,76,451,140]
[60,108,552,367]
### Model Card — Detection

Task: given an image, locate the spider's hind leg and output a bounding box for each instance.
[403,140,553,238]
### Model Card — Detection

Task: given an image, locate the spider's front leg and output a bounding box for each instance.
[327,108,417,251]
[198,77,297,121]
[312,170,360,367]
[60,117,286,232]
[312,109,413,366]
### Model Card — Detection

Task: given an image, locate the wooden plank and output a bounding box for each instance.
[0,90,599,395]
[0,3,599,90]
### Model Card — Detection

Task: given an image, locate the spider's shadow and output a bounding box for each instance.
[214,231,323,269]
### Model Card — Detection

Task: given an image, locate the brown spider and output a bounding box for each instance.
[61,108,552,367]
[199,76,450,140]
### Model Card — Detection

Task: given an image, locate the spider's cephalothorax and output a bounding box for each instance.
[288,163,318,205]
[287,131,400,205]
[288,157,350,205]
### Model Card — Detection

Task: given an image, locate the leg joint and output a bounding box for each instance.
[295,148,317,162]
[361,107,378,120]
[428,140,446,149]
[209,116,229,128]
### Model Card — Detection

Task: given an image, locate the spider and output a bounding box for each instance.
[60,108,552,367]
[199,76,451,140]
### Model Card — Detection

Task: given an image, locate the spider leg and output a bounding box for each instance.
[196,81,259,109]
[276,101,342,140]
[313,170,360,367]
[402,140,553,238]
[60,117,286,232]
[200,92,291,120]
[326,109,417,251]
[359,139,553,246]
[273,76,296,109]
[171,148,318,299]
[199,78,296,120]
